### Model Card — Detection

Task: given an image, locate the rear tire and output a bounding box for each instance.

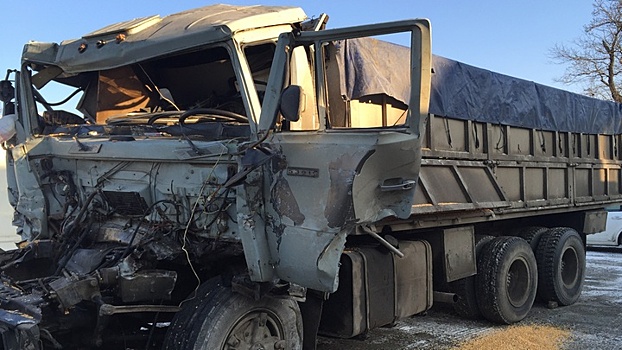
[514,226,548,252]
[535,227,585,306]
[163,278,303,350]
[450,235,494,319]
[476,236,538,324]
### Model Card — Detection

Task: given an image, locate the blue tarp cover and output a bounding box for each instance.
[336,38,622,134]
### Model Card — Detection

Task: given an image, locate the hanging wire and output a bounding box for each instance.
[178,154,225,307]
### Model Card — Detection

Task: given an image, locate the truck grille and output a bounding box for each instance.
[103,191,149,216]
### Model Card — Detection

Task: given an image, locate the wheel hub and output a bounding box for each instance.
[560,247,579,288]
[506,257,530,308]
[225,311,284,350]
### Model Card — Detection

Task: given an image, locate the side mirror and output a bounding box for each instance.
[0,80,15,103]
[279,85,304,122]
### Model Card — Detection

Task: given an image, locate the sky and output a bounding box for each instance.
[0,0,594,97]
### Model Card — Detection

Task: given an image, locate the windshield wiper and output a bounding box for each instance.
[105,111,183,125]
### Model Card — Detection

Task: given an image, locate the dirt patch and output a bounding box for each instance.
[453,324,570,350]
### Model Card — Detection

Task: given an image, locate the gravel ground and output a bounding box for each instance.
[317,249,622,350]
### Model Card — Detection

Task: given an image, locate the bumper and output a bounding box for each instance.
[0,310,40,350]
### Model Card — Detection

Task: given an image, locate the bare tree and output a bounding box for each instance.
[552,0,622,102]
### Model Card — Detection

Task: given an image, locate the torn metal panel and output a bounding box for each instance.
[272,225,347,293]
[351,132,421,223]
[262,130,420,291]
[325,151,369,228]
[0,313,40,350]
[271,176,305,226]
[10,142,48,240]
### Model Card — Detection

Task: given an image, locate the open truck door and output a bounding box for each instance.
[239,20,432,292]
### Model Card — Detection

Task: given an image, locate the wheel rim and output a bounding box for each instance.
[223,310,285,350]
[560,246,579,288]
[506,257,531,307]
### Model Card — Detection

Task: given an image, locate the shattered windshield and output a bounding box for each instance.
[29,43,275,138]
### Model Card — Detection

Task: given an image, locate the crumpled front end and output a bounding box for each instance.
[0,132,247,348]
[0,247,45,349]
[0,315,40,350]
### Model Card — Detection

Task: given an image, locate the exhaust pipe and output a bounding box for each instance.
[433,291,458,304]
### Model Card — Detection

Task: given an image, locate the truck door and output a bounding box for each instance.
[245,20,431,292]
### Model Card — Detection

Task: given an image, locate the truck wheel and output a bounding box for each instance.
[450,235,494,319]
[163,278,303,350]
[514,226,548,252]
[163,277,222,349]
[535,227,585,306]
[476,236,537,324]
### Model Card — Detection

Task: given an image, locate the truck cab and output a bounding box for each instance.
[0,5,431,349]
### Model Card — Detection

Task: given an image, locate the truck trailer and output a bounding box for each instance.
[0,4,618,349]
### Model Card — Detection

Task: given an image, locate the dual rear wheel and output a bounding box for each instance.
[453,226,585,324]
[535,227,585,306]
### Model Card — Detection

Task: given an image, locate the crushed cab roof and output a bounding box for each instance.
[22,4,306,73]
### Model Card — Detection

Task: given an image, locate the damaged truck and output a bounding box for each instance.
[0,4,619,349]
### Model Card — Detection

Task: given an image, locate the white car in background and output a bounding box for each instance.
[587,211,622,247]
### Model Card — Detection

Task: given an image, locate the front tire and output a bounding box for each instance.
[476,236,538,324]
[164,278,303,350]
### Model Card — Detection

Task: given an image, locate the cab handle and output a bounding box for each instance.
[380,179,417,192]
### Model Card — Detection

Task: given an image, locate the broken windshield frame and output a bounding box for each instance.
[258,19,432,135]
[21,40,280,138]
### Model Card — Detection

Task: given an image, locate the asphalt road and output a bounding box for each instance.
[317,249,622,350]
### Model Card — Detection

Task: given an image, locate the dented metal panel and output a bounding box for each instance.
[23,5,307,73]
[263,131,421,291]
